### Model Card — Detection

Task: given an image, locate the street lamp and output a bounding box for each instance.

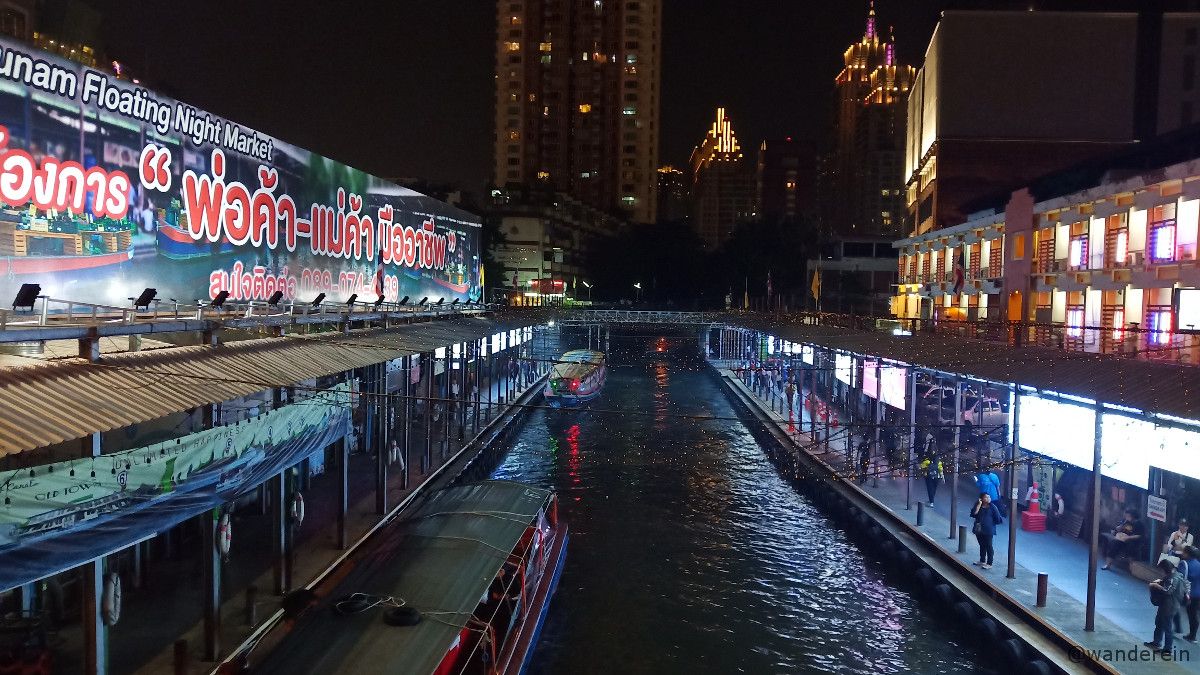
[582,280,592,302]
[633,282,642,303]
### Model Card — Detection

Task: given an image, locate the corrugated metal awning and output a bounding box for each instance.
[0,316,535,459]
[730,317,1200,421]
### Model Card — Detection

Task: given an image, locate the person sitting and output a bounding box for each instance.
[1103,508,1146,570]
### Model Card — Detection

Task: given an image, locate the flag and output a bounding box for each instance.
[952,248,965,295]
[810,269,821,301]
[373,251,385,298]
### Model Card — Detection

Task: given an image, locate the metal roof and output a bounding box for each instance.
[730,317,1200,421]
[258,480,551,675]
[0,316,535,459]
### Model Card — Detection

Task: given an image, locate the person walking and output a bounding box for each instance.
[970,492,1005,569]
[974,469,1001,503]
[857,440,871,485]
[919,451,943,507]
[1147,558,1187,655]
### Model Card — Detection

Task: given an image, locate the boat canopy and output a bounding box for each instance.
[258,480,553,675]
[551,350,604,380]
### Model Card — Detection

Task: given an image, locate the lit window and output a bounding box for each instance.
[625,54,637,64]
[581,51,589,60]
[621,196,636,205]
[510,16,522,25]
[508,130,520,141]
[1066,307,1085,338]
[537,171,550,180]
[1114,230,1128,266]
[581,171,591,178]
[539,42,552,52]
[785,181,796,190]
[622,106,637,115]
[1151,220,1177,262]
[506,41,521,51]
[1149,308,1173,344]
[1068,236,1088,269]
[1112,308,1125,341]
[578,103,592,113]
[540,54,551,64]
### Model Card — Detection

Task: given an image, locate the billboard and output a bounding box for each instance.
[0,39,481,307]
[862,359,908,411]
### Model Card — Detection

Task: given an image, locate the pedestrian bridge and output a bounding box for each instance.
[553,309,723,325]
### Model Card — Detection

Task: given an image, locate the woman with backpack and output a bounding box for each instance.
[919,448,943,508]
[970,492,1005,569]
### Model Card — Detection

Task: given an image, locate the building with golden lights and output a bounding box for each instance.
[823,2,914,239]
[689,107,755,250]
[492,0,661,224]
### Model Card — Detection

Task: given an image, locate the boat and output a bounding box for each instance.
[251,480,568,675]
[543,349,606,408]
[0,206,135,273]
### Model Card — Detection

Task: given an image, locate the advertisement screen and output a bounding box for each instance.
[1018,394,1095,469]
[834,353,854,386]
[0,38,480,307]
[862,360,907,410]
[1179,289,1200,332]
[801,345,814,365]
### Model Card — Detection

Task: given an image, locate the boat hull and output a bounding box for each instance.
[500,525,569,675]
[543,388,602,408]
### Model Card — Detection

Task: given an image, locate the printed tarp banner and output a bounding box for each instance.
[0,38,481,308]
[0,385,350,590]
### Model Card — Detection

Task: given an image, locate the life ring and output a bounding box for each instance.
[101,572,121,626]
[216,514,232,560]
[290,492,305,528]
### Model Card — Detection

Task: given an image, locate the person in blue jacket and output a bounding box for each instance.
[974,470,1001,503]
[970,492,1005,569]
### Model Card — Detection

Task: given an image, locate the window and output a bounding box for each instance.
[1150,219,1177,262]
[622,106,636,115]
[621,196,636,205]
[1149,307,1173,345]
[578,103,592,113]
[1011,233,1025,260]
[1066,306,1085,338]
[506,41,521,51]
[537,170,550,180]
[507,157,520,166]
[1112,308,1125,341]
[539,42,552,52]
[625,54,638,64]
[1068,236,1088,269]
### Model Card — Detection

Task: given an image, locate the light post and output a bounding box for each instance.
[633,282,642,304]
[582,280,592,303]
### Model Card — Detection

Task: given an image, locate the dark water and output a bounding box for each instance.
[492,340,983,674]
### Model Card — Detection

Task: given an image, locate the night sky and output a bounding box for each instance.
[85,0,1163,195]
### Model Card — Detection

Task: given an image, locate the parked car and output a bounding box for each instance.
[962,396,1009,428]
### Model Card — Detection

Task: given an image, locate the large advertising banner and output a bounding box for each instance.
[0,39,481,307]
[0,384,350,589]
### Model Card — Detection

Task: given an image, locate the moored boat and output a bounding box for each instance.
[543,350,606,408]
[251,480,567,675]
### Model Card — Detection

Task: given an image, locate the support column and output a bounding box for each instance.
[272,471,288,594]
[906,371,916,510]
[473,341,482,434]
[949,377,963,539]
[423,353,433,472]
[202,510,221,661]
[375,363,389,515]
[337,438,349,550]
[1085,401,1103,631]
[458,342,468,441]
[872,360,882,488]
[81,558,107,675]
[401,355,411,490]
[1007,389,1021,579]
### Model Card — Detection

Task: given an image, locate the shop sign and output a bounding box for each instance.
[1148,495,1168,523]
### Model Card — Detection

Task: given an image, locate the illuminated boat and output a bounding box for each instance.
[251,480,568,675]
[155,200,236,259]
[0,207,134,273]
[543,349,606,408]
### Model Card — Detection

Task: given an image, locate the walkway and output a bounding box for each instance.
[729,368,1198,675]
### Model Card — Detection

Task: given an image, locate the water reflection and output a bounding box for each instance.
[493,352,982,674]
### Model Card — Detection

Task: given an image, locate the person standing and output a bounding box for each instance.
[1147,558,1187,654]
[1182,546,1200,642]
[857,440,871,485]
[970,493,1005,569]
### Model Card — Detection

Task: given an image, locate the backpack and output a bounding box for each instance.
[926,461,941,479]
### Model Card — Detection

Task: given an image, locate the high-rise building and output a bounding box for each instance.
[689,107,755,250]
[822,2,914,238]
[756,138,816,224]
[493,0,661,224]
[655,165,689,223]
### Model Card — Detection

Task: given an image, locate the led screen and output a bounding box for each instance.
[862,360,907,410]
[1178,289,1200,331]
[834,353,854,386]
[1017,394,1096,469]
[801,345,814,365]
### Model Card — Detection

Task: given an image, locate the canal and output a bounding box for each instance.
[492,334,987,674]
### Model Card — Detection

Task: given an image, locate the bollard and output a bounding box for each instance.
[916,501,925,526]
[1036,573,1049,607]
[245,585,258,627]
[173,639,189,675]
[958,525,968,553]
